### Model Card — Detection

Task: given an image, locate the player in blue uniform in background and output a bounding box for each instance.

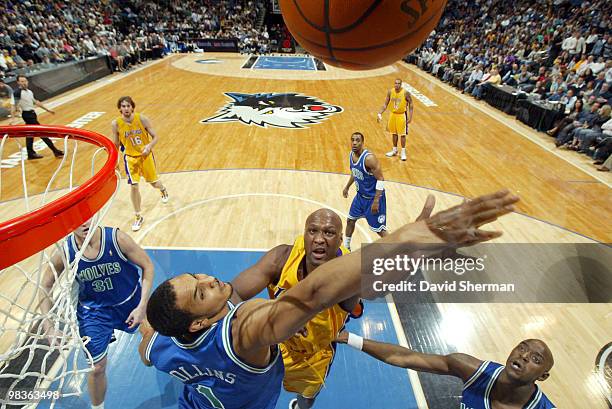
[342,131,387,251]
[41,219,154,409]
[336,332,557,409]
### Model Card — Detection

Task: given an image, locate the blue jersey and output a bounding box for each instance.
[462,361,556,409]
[349,149,377,199]
[146,302,284,409]
[67,227,141,309]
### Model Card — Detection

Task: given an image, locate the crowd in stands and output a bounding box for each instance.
[413,0,612,170]
[0,0,270,78]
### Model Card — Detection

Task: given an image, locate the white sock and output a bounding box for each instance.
[401,148,406,153]
[392,147,398,152]
[344,237,352,249]
[92,403,104,409]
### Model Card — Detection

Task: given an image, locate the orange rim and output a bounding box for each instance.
[0,125,118,269]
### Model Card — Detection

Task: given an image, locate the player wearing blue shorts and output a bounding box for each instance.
[41,219,154,409]
[336,333,557,409]
[342,131,388,251]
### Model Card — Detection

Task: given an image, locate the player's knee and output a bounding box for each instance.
[92,358,107,376]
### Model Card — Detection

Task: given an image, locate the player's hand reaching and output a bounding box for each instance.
[126,304,147,329]
[360,190,518,300]
[141,144,152,156]
[421,189,518,247]
[415,195,436,222]
[334,331,349,344]
[342,186,349,198]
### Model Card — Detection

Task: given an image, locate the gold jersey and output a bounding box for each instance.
[268,236,350,355]
[116,113,152,157]
[389,87,408,114]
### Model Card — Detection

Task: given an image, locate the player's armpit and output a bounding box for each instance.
[230,245,292,300]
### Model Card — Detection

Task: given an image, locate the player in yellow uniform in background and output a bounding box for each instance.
[111,96,168,232]
[231,209,362,409]
[378,78,414,161]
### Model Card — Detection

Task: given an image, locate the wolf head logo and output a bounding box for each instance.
[200,92,343,129]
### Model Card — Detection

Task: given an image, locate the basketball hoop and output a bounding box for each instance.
[0,125,117,270]
[0,125,119,407]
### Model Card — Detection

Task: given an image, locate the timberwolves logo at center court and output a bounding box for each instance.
[200,92,343,129]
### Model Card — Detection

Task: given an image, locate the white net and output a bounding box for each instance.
[0,131,119,408]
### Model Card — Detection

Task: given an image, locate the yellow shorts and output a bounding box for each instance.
[123,153,158,184]
[280,344,335,399]
[387,112,408,136]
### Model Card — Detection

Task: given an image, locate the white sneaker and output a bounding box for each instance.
[132,215,144,231]
[288,399,298,409]
[161,188,169,204]
[401,150,407,161]
[385,149,398,157]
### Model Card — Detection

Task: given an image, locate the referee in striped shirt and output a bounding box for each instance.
[14,74,63,160]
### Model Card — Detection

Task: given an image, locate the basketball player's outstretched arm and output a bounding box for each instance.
[140,114,159,155]
[377,90,391,121]
[235,190,519,354]
[335,331,480,382]
[116,230,155,329]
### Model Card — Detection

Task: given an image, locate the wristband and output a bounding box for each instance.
[375,180,385,190]
[347,333,363,351]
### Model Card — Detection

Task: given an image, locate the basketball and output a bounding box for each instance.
[279,0,448,70]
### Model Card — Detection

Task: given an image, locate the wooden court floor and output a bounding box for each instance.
[0,53,610,408]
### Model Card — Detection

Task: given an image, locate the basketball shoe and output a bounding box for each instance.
[132,214,144,231]
[385,147,398,157]
[161,188,169,204]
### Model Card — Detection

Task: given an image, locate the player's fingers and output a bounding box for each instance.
[466,193,518,216]
[416,194,435,221]
[466,189,512,207]
[471,205,516,227]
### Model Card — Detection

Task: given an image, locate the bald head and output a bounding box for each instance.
[305,209,342,230]
[505,338,554,384]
